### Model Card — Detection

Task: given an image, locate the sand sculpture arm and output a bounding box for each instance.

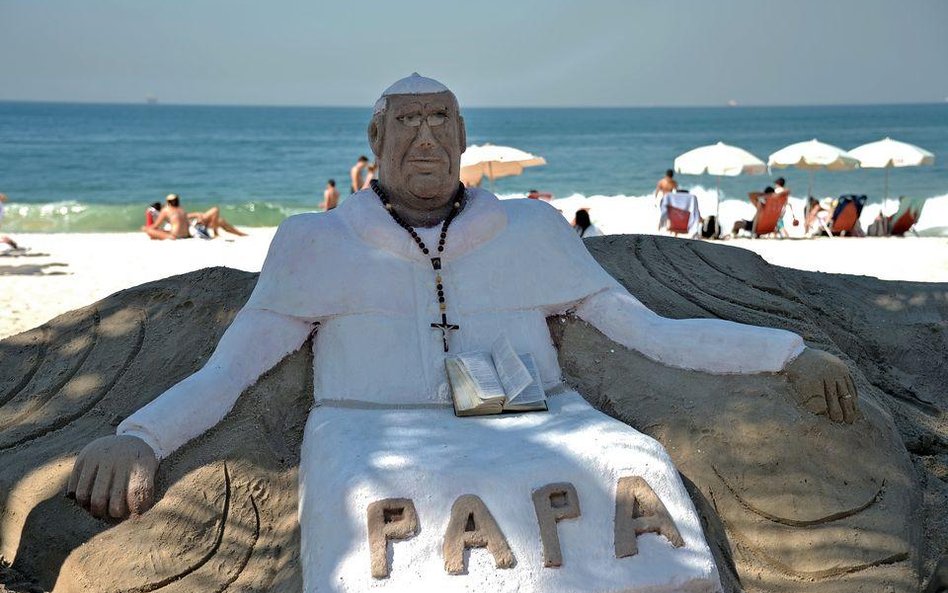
[575,288,804,374]
[116,308,314,458]
[68,308,313,519]
[575,288,857,423]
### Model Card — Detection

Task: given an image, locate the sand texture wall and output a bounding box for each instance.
[0,236,945,593]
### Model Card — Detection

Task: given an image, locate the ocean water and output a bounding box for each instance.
[1,101,946,235]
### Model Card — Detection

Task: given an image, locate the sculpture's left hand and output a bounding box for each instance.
[785,347,858,424]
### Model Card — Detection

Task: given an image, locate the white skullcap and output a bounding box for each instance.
[373,73,452,114]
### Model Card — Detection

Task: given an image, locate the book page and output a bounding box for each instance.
[456,351,507,403]
[445,357,483,414]
[505,354,547,408]
[490,335,533,400]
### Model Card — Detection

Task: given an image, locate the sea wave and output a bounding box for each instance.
[2,190,947,236]
[1,200,314,233]
[497,186,948,238]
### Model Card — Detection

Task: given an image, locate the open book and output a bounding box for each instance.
[445,336,548,417]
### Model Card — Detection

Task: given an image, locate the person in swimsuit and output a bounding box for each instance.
[654,169,678,202]
[0,193,20,250]
[142,194,192,240]
[143,194,246,240]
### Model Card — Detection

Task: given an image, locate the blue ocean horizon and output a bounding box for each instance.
[1,100,946,232]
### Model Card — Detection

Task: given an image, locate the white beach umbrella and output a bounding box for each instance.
[849,137,934,209]
[460,144,546,190]
[768,139,860,198]
[674,142,767,216]
[674,142,768,177]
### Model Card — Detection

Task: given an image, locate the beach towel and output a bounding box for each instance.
[659,192,700,236]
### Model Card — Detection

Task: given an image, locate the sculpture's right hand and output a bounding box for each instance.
[66,435,158,520]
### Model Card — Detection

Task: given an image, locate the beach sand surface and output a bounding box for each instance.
[1,230,276,340]
[2,235,945,593]
[1,231,946,340]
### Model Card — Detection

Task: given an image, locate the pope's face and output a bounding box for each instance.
[372,92,466,209]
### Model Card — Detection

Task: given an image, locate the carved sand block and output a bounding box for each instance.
[0,269,308,593]
[2,232,945,593]
[555,317,920,593]
[301,396,720,593]
[54,340,311,593]
[554,235,933,593]
[0,307,145,450]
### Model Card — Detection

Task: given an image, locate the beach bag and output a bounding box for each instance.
[867,216,888,237]
[192,223,212,240]
[701,216,721,239]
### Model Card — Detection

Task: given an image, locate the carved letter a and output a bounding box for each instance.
[614,476,684,558]
[443,494,515,574]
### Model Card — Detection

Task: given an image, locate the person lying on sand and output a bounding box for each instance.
[0,193,21,250]
[187,206,247,238]
[142,194,246,240]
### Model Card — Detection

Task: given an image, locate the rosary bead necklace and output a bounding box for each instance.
[371,179,465,352]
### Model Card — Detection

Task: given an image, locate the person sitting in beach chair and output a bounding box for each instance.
[867,196,927,237]
[825,194,867,237]
[658,188,700,237]
[730,187,791,238]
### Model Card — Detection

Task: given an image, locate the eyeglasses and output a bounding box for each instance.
[396,112,449,128]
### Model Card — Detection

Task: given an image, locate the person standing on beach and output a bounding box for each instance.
[654,169,678,200]
[361,161,378,190]
[350,155,369,193]
[322,179,340,211]
[771,177,798,237]
[0,193,20,250]
[773,177,789,196]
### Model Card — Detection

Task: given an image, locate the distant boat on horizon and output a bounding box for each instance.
[146,95,158,105]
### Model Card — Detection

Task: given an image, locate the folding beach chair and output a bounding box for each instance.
[666,206,692,235]
[659,191,700,237]
[750,192,788,237]
[827,194,867,237]
[888,196,927,236]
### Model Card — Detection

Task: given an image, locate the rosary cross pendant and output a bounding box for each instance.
[431,313,460,352]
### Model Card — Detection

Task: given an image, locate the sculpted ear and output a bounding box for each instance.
[457,114,467,155]
[368,117,383,159]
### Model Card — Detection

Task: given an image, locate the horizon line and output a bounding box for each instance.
[1,98,946,110]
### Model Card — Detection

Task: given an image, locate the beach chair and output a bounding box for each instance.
[659,191,700,237]
[888,196,926,236]
[666,206,692,234]
[750,192,788,237]
[827,195,867,236]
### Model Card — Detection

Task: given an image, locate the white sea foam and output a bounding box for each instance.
[498,187,948,238]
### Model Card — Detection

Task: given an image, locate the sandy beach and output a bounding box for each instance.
[1,230,945,341]
[1,229,277,340]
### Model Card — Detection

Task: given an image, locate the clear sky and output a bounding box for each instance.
[1,0,946,107]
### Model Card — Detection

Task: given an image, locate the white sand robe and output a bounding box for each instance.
[118,189,804,593]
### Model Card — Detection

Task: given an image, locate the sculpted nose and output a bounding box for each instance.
[413,120,437,148]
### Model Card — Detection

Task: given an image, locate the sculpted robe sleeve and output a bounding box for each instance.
[116,217,321,459]
[529,201,804,374]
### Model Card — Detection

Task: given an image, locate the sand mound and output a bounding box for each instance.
[1,237,945,593]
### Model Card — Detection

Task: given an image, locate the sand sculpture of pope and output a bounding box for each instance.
[67,74,857,593]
